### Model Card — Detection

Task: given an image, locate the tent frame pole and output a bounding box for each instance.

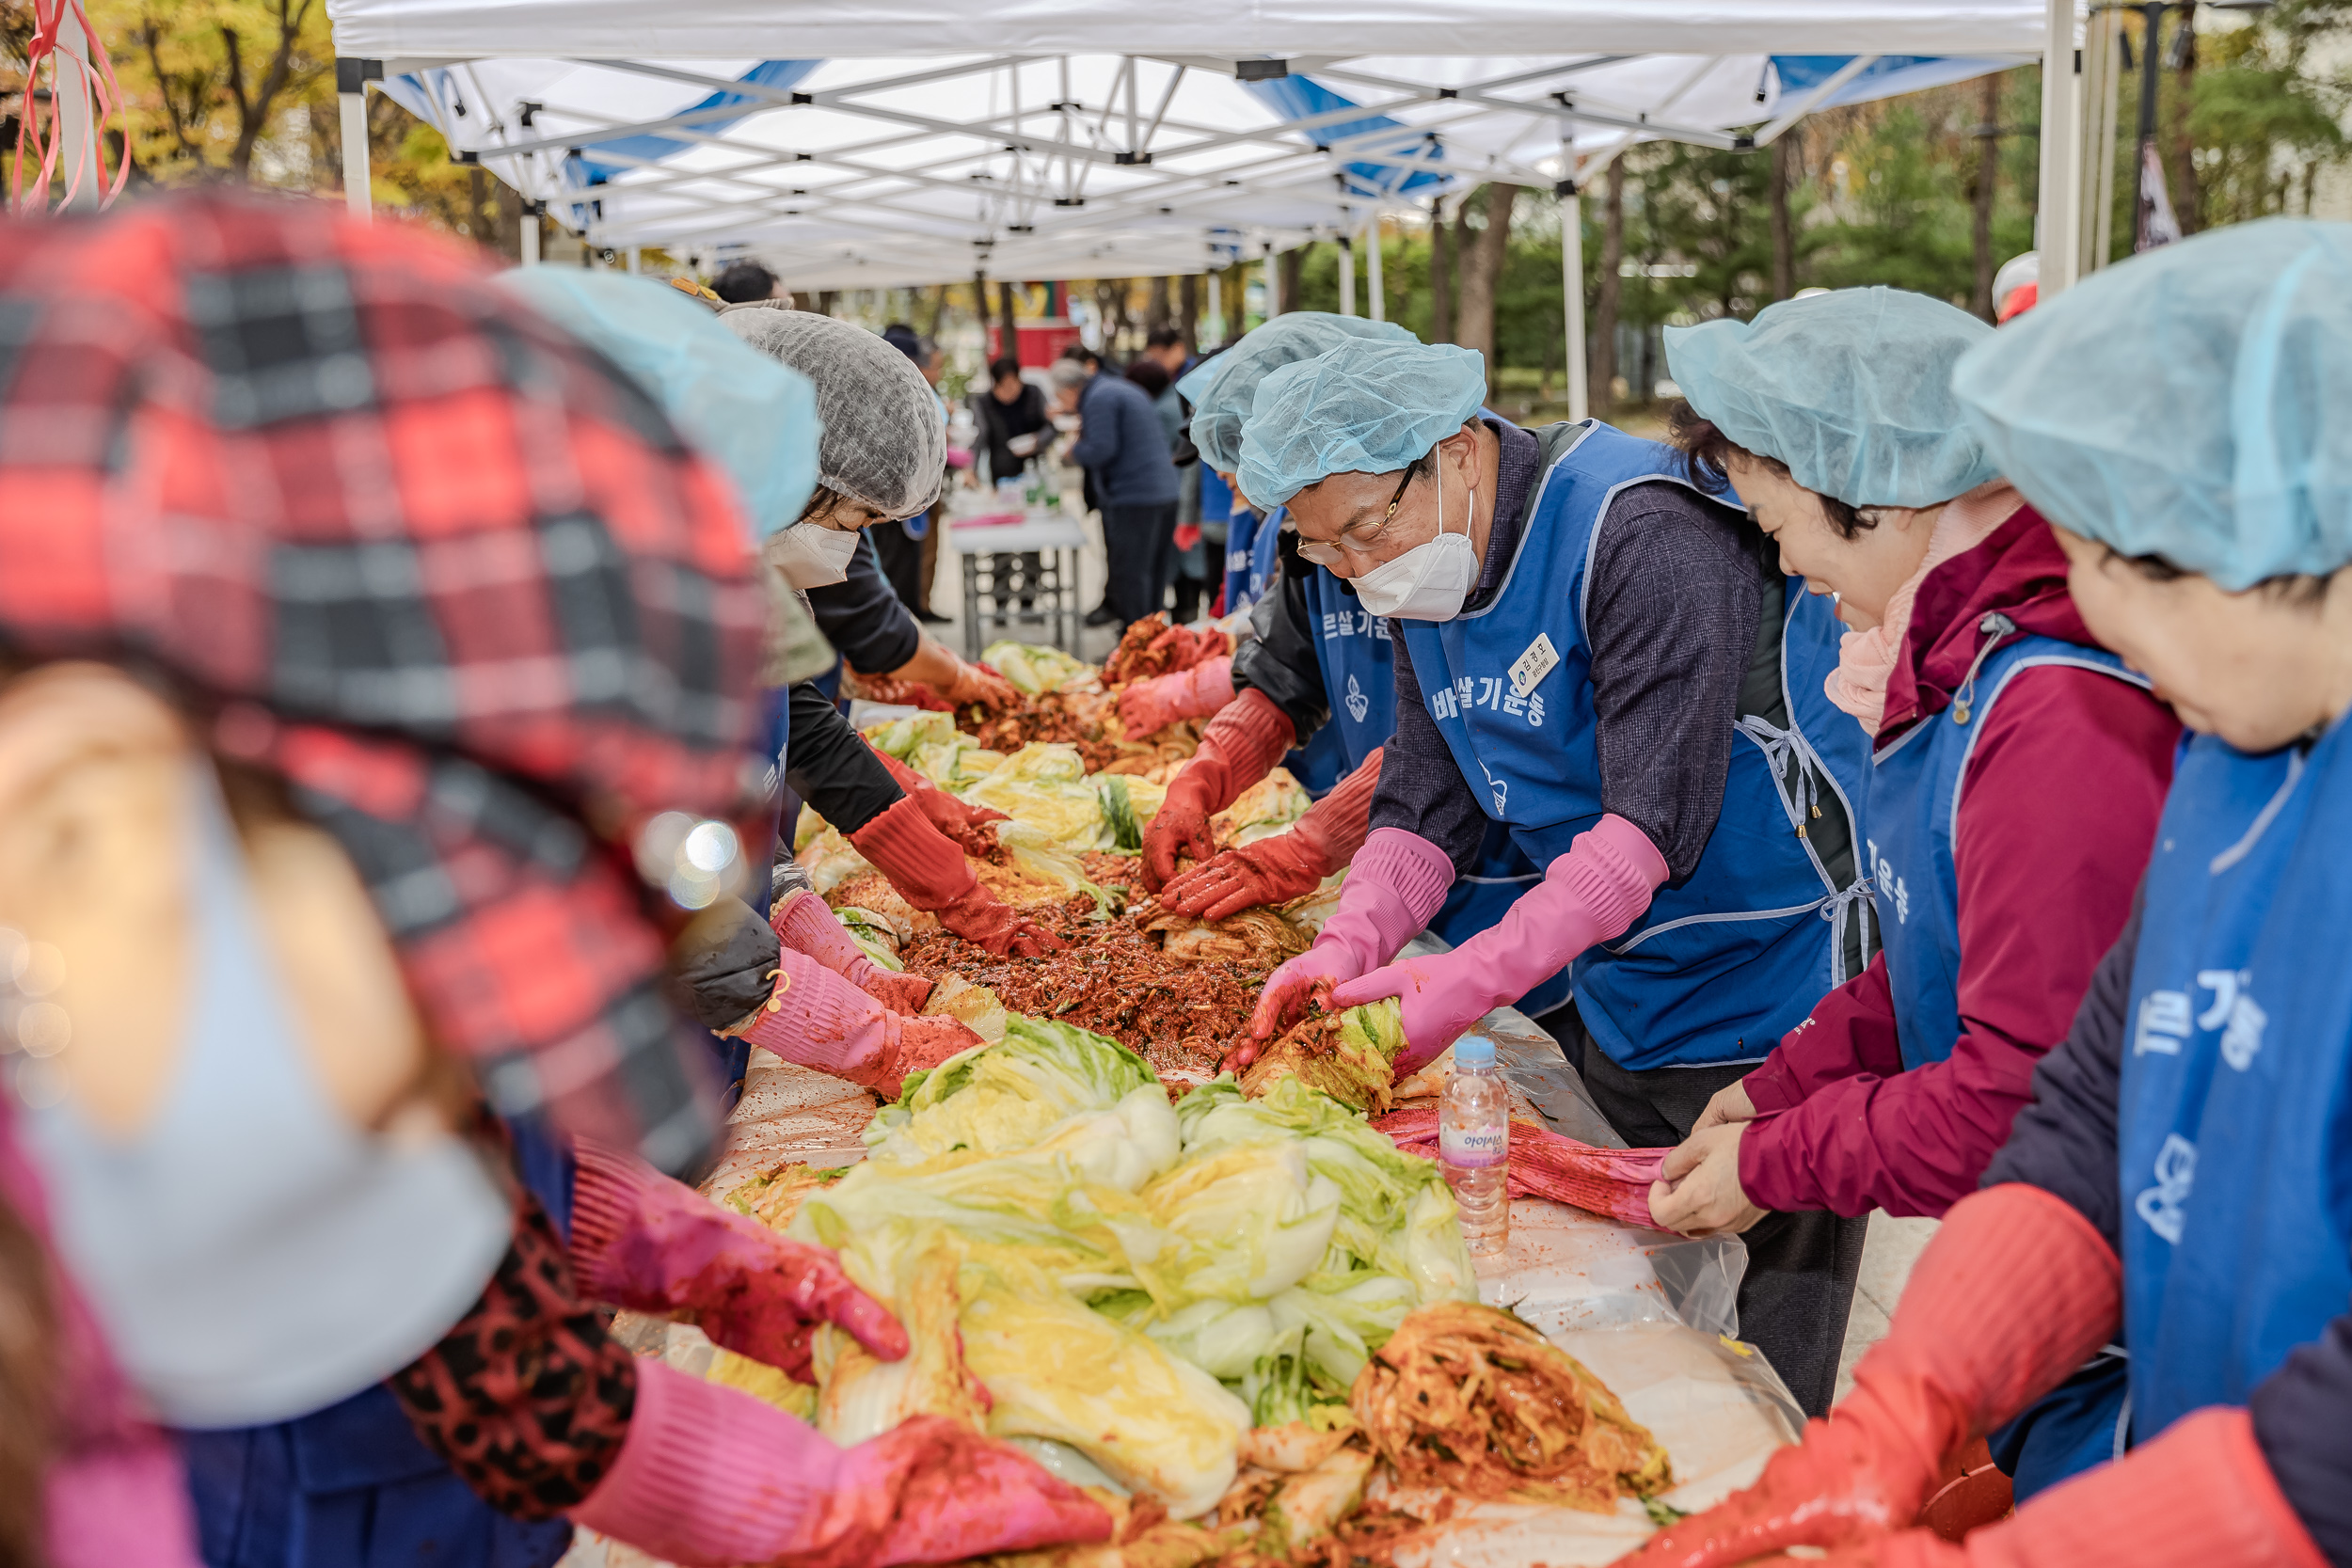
[2037,0,2083,297]
[1559,142,1587,422]
[336,57,381,221]
[1365,214,1386,322]
[1338,233,1356,315]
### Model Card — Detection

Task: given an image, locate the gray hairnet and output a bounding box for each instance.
[721,310,946,518]
[1178,312,1416,473]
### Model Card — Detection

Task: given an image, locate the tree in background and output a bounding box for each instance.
[98,0,327,184]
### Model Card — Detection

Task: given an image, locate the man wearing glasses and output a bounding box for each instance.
[1233,337,1876,1422]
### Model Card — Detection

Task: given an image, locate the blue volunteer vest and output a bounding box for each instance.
[1297,559,1568,1017]
[1865,635,2146,1069]
[1397,422,1868,1069]
[2117,720,2352,1445]
[181,1119,579,1568]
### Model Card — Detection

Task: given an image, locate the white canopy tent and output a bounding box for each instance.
[326,0,2089,415]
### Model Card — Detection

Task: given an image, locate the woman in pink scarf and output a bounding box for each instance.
[1646,289,2178,1234]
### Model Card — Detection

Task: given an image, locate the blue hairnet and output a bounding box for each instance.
[497,270,819,539]
[1178,311,1416,473]
[1954,219,2352,590]
[1235,340,1486,509]
[1664,287,2000,509]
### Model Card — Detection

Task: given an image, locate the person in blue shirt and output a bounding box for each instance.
[1052,356,1180,630]
[1615,218,2352,1568]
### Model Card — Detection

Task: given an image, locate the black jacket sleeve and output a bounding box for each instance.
[1982,891,2352,1565]
[1231,535,1331,742]
[803,533,922,675]
[782,681,902,835]
[1367,626,1493,874]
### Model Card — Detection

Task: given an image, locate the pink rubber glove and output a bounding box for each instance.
[1612,1183,2124,1568]
[771,889,934,1015]
[1749,1406,2329,1568]
[1240,827,1456,1057]
[571,1359,1114,1568]
[728,947,985,1099]
[1165,746,1379,920]
[1117,653,1236,737]
[1329,815,1665,1074]
[568,1141,907,1382]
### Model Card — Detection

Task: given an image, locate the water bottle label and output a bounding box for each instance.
[1440,1123,1508,1168]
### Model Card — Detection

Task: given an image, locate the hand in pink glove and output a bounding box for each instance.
[1140,687,1295,890]
[1238,827,1456,1065]
[871,749,1012,860]
[572,1360,1113,1568]
[730,947,985,1099]
[568,1142,906,1382]
[1713,1407,2328,1568]
[1330,815,1665,1075]
[1611,1183,2123,1568]
[1165,746,1379,920]
[1117,653,1236,737]
[848,796,1062,957]
[771,890,933,1014]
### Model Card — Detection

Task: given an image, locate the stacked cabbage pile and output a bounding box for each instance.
[776,1019,1476,1519]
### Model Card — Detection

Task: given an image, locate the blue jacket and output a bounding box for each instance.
[1070,372,1179,508]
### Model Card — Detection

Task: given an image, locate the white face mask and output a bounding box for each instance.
[1349,471,1480,622]
[772,520,864,589]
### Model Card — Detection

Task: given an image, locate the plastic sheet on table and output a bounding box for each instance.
[1478,1197,1747,1342]
[699,1051,878,1204]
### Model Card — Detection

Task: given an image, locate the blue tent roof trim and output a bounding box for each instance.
[571,59,823,185]
[1239,74,1450,198]
[1770,54,2026,110]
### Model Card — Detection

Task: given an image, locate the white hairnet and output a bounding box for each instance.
[1664,287,2000,509]
[497,269,819,539]
[1179,311,1416,473]
[1235,340,1486,509]
[720,310,946,518]
[1954,218,2352,590]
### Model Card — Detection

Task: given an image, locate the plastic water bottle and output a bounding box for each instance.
[1440,1036,1510,1256]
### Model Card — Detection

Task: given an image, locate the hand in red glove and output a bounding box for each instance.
[871,749,1010,859]
[731,948,985,1098]
[572,1363,1113,1568]
[568,1142,907,1382]
[1139,687,1295,890]
[1117,653,1236,738]
[771,890,933,1014]
[1724,1407,2327,1568]
[945,658,1020,712]
[1611,1183,2123,1568]
[1164,746,1379,919]
[848,797,1062,957]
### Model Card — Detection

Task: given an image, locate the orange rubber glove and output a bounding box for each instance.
[1139,687,1295,891]
[847,797,1061,957]
[1739,1406,2326,1568]
[1162,746,1381,919]
[1117,653,1236,737]
[1613,1182,2122,1568]
[871,748,1009,859]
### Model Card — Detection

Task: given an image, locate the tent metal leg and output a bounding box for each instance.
[2037,0,2083,297]
[1561,160,1588,422]
[1366,219,1386,323]
[1338,236,1356,316]
[335,58,380,222]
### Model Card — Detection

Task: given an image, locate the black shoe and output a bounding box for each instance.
[914,609,952,626]
[1084,604,1120,627]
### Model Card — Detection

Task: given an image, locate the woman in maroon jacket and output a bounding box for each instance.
[1645,290,2180,1233]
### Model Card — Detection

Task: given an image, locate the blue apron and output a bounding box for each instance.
[1297,559,1568,1016]
[1866,635,2146,1069]
[2117,720,2352,1443]
[1396,421,1868,1069]
[183,1118,578,1568]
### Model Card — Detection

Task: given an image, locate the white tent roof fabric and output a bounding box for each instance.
[330,1,2051,288]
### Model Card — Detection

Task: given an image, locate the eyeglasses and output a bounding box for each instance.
[1295,466,1420,568]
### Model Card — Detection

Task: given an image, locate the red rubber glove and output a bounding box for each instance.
[1164,746,1380,919]
[1611,1183,2124,1568]
[571,1360,1113,1568]
[771,890,934,1014]
[1332,814,1665,1075]
[730,947,987,1099]
[568,1141,907,1382]
[944,658,1020,712]
[871,749,1010,859]
[1239,826,1456,1059]
[1739,1407,2327,1568]
[1140,687,1295,890]
[848,797,1062,957]
[1117,653,1237,738]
